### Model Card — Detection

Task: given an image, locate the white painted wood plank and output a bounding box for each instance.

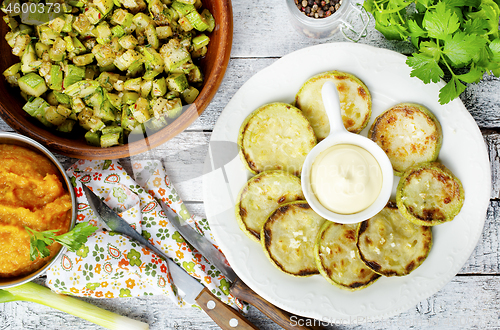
[2,275,499,330]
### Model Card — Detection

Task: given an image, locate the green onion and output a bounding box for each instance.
[0,282,149,330]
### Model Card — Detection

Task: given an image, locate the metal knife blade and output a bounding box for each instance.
[83,185,259,330]
[158,202,326,330]
[158,199,237,282]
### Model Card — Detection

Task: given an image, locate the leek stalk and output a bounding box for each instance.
[0,282,149,330]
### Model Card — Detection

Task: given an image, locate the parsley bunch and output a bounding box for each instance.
[364,0,500,104]
[26,222,98,261]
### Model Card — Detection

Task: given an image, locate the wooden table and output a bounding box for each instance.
[1,0,500,329]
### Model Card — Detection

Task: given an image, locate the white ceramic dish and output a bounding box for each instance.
[203,43,490,321]
[301,81,393,223]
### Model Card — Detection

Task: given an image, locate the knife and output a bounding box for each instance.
[83,185,259,330]
[158,200,326,330]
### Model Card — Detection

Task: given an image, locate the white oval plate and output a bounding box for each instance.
[202,43,490,321]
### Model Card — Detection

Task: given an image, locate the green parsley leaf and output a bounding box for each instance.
[25,222,98,261]
[423,2,460,39]
[54,222,99,252]
[406,52,444,84]
[443,32,487,66]
[439,76,466,104]
[457,66,485,83]
[420,40,441,58]
[463,18,490,35]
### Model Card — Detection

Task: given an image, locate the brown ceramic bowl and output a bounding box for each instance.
[0,132,77,289]
[0,0,233,159]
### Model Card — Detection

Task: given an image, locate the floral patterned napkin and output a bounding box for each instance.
[45,159,245,312]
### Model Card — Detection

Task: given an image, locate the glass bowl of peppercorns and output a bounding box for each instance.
[286,0,370,40]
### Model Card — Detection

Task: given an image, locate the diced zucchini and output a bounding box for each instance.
[95,0,114,16]
[156,26,173,39]
[111,25,125,38]
[181,86,199,103]
[23,96,49,117]
[187,64,203,83]
[73,53,95,66]
[54,91,71,105]
[114,49,141,71]
[122,91,139,105]
[171,1,195,16]
[98,72,120,91]
[72,97,86,112]
[84,7,103,25]
[18,73,48,97]
[46,105,69,125]
[152,77,167,96]
[57,119,76,132]
[192,34,209,51]
[3,63,21,77]
[48,37,65,61]
[106,92,122,108]
[101,132,120,147]
[166,73,188,92]
[85,88,105,107]
[185,10,208,31]
[118,34,138,49]
[140,47,164,72]
[148,0,171,25]
[165,97,183,119]
[48,65,63,91]
[124,77,142,92]
[191,45,207,58]
[131,97,150,123]
[65,80,100,98]
[140,79,153,98]
[111,9,133,26]
[94,100,116,121]
[62,14,74,33]
[132,12,152,34]
[21,43,36,73]
[73,14,91,34]
[151,97,168,117]
[160,39,191,72]
[11,34,31,56]
[92,44,115,67]
[178,17,193,31]
[121,104,138,130]
[143,69,161,81]
[85,130,102,146]
[63,64,85,88]
[145,24,159,49]
[35,42,50,58]
[48,17,66,33]
[201,9,215,32]
[96,22,112,44]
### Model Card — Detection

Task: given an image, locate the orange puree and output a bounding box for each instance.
[0,144,72,278]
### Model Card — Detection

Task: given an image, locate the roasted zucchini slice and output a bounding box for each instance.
[396,162,464,226]
[295,71,372,140]
[261,201,325,277]
[315,222,380,290]
[369,103,442,175]
[236,171,304,242]
[238,102,316,176]
[357,202,432,276]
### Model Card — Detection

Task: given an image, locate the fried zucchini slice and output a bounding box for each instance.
[236,171,304,242]
[369,103,442,175]
[315,222,380,290]
[261,201,325,276]
[357,202,432,276]
[396,162,464,226]
[295,71,372,140]
[238,102,316,176]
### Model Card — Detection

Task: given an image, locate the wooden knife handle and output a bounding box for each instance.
[196,286,259,330]
[230,278,326,330]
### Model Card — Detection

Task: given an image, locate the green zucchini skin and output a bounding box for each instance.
[237,102,317,176]
[396,162,464,226]
[356,201,432,276]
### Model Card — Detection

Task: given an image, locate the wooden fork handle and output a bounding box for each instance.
[229,278,326,330]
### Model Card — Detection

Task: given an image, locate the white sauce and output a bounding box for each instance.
[310,144,383,214]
